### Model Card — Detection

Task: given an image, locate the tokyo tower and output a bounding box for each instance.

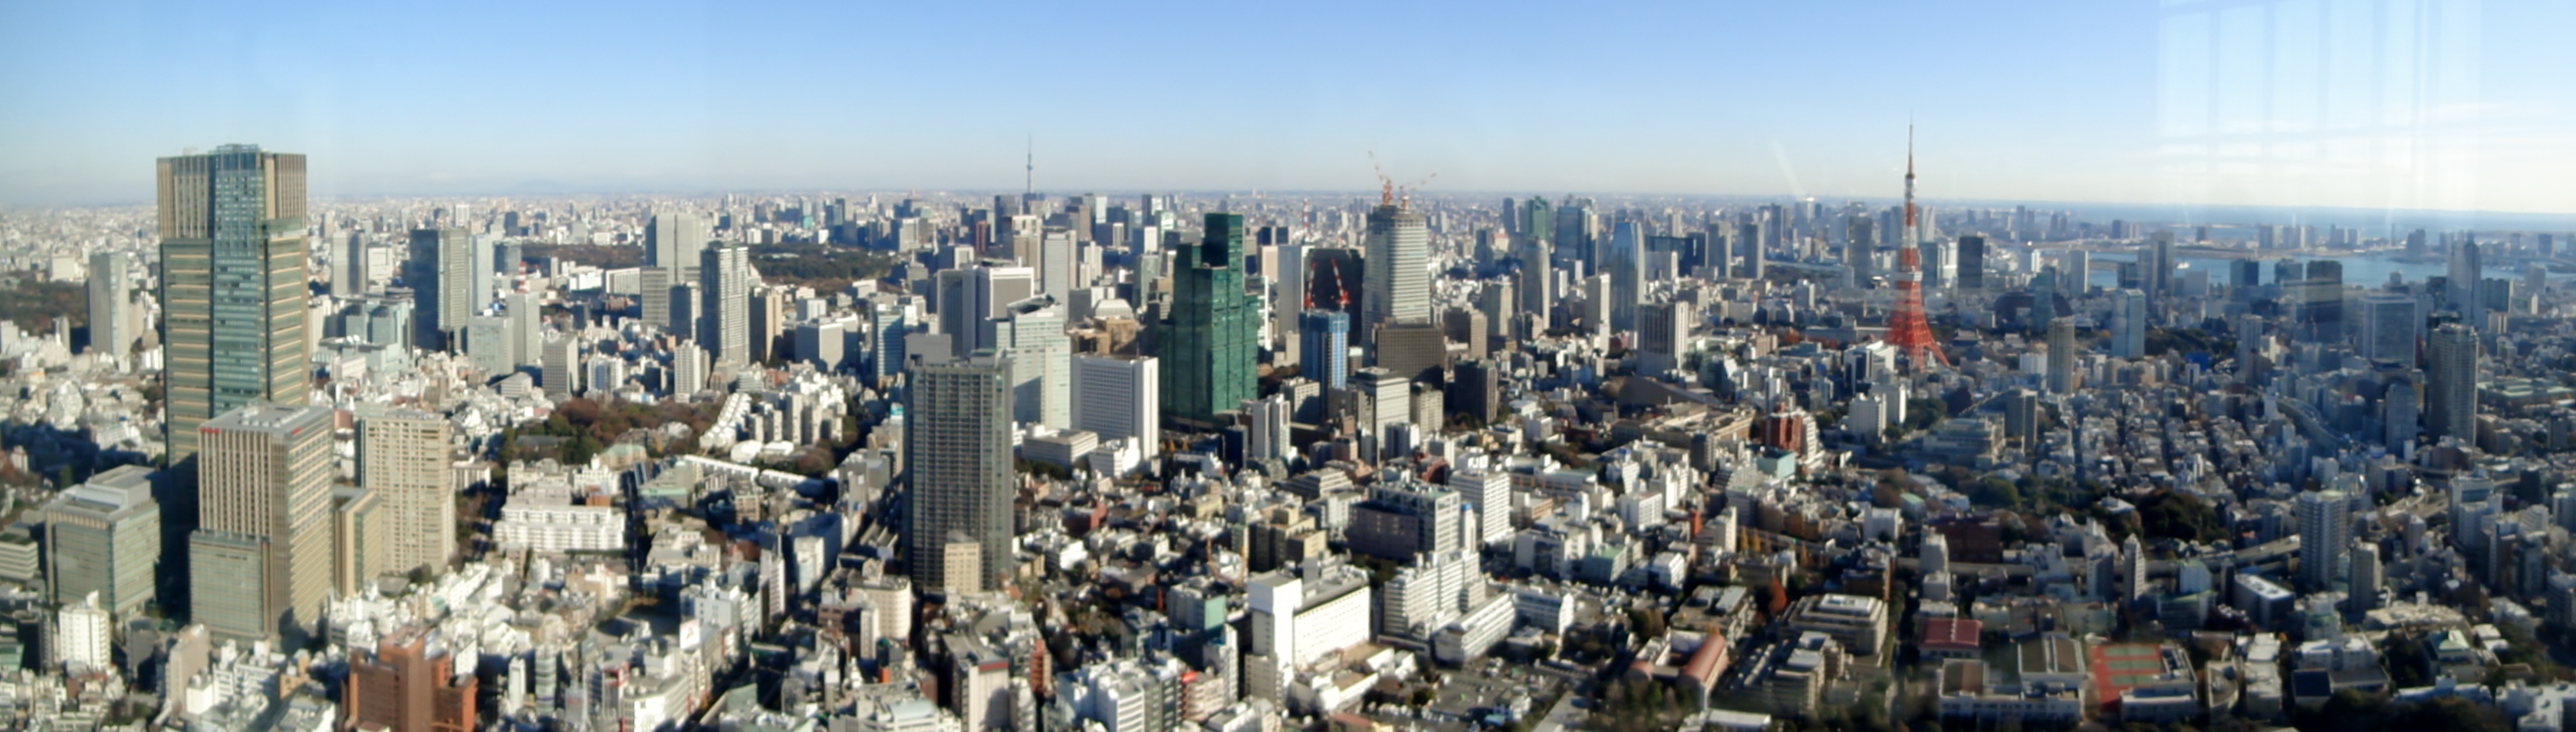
[1885,126,1949,368]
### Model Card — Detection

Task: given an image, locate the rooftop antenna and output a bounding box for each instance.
[1025,134,1034,195]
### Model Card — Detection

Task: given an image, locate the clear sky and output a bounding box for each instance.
[2,0,2569,214]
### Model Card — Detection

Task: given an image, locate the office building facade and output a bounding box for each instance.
[193,404,334,644]
[156,145,313,461]
[40,465,160,618]
[1157,213,1258,423]
[700,246,753,364]
[904,354,1015,593]
[2426,323,2479,443]
[360,411,454,576]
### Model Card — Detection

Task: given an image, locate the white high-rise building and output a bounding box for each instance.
[360,410,455,576]
[672,340,707,397]
[1446,467,1513,549]
[2349,542,2384,616]
[699,246,753,364]
[1039,228,1076,300]
[1074,354,1159,457]
[1360,203,1430,345]
[51,592,111,671]
[87,252,133,359]
[1245,394,1292,464]
[988,299,1070,428]
[506,292,541,370]
[1244,565,1373,701]
[2296,490,2352,592]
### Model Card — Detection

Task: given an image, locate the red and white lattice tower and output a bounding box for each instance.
[1885,126,1949,368]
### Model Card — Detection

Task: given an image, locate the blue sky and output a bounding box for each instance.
[2,0,2568,214]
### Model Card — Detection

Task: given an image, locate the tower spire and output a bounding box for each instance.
[1025,134,1033,195]
[1903,121,1917,231]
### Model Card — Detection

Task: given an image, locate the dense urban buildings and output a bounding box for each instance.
[8,127,2576,732]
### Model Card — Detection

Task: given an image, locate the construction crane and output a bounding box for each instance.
[1368,152,1437,207]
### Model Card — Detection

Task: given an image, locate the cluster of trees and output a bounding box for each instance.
[0,277,85,335]
[502,397,721,467]
[748,244,898,290]
[520,243,642,270]
[2134,490,2228,542]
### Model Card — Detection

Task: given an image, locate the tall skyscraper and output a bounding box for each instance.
[1521,197,1553,249]
[405,228,477,350]
[1360,200,1431,345]
[541,331,581,401]
[749,287,788,364]
[1245,394,1292,464]
[2384,374,2421,451]
[2361,294,2420,363]
[505,292,541,371]
[699,246,753,364]
[192,404,334,644]
[2296,490,2351,592]
[2046,317,2078,394]
[1738,219,1766,280]
[666,280,700,342]
[87,252,133,359]
[1516,236,1554,329]
[937,263,1036,358]
[1956,234,1986,289]
[647,211,709,280]
[2425,322,2479,443]
[868,301,910,383]
[2449,238,2482,320]
[1157,213,1259,423]
[990,298,1071,428]
[1298,310,1350,390]
[334,230,368,298]
[2110,289,2147,358]
[157,145,313,462]
[1604,220,1644,331]
[2348,542,2384,618]
[360,411,454,576]
[2147,230,2176,302]
[1074,354,1161,459]
[1844,216,1875,283]
[904,354,1015,594]
[40,465,159,618]
[1039,228,1077,299]
[672,340,707,397]
[640,266,676,332]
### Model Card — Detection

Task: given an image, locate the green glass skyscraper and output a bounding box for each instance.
[1158,213,1260,424]
[158,144,313,463]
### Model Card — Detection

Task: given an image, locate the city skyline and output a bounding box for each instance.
[5,1,2573,215]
